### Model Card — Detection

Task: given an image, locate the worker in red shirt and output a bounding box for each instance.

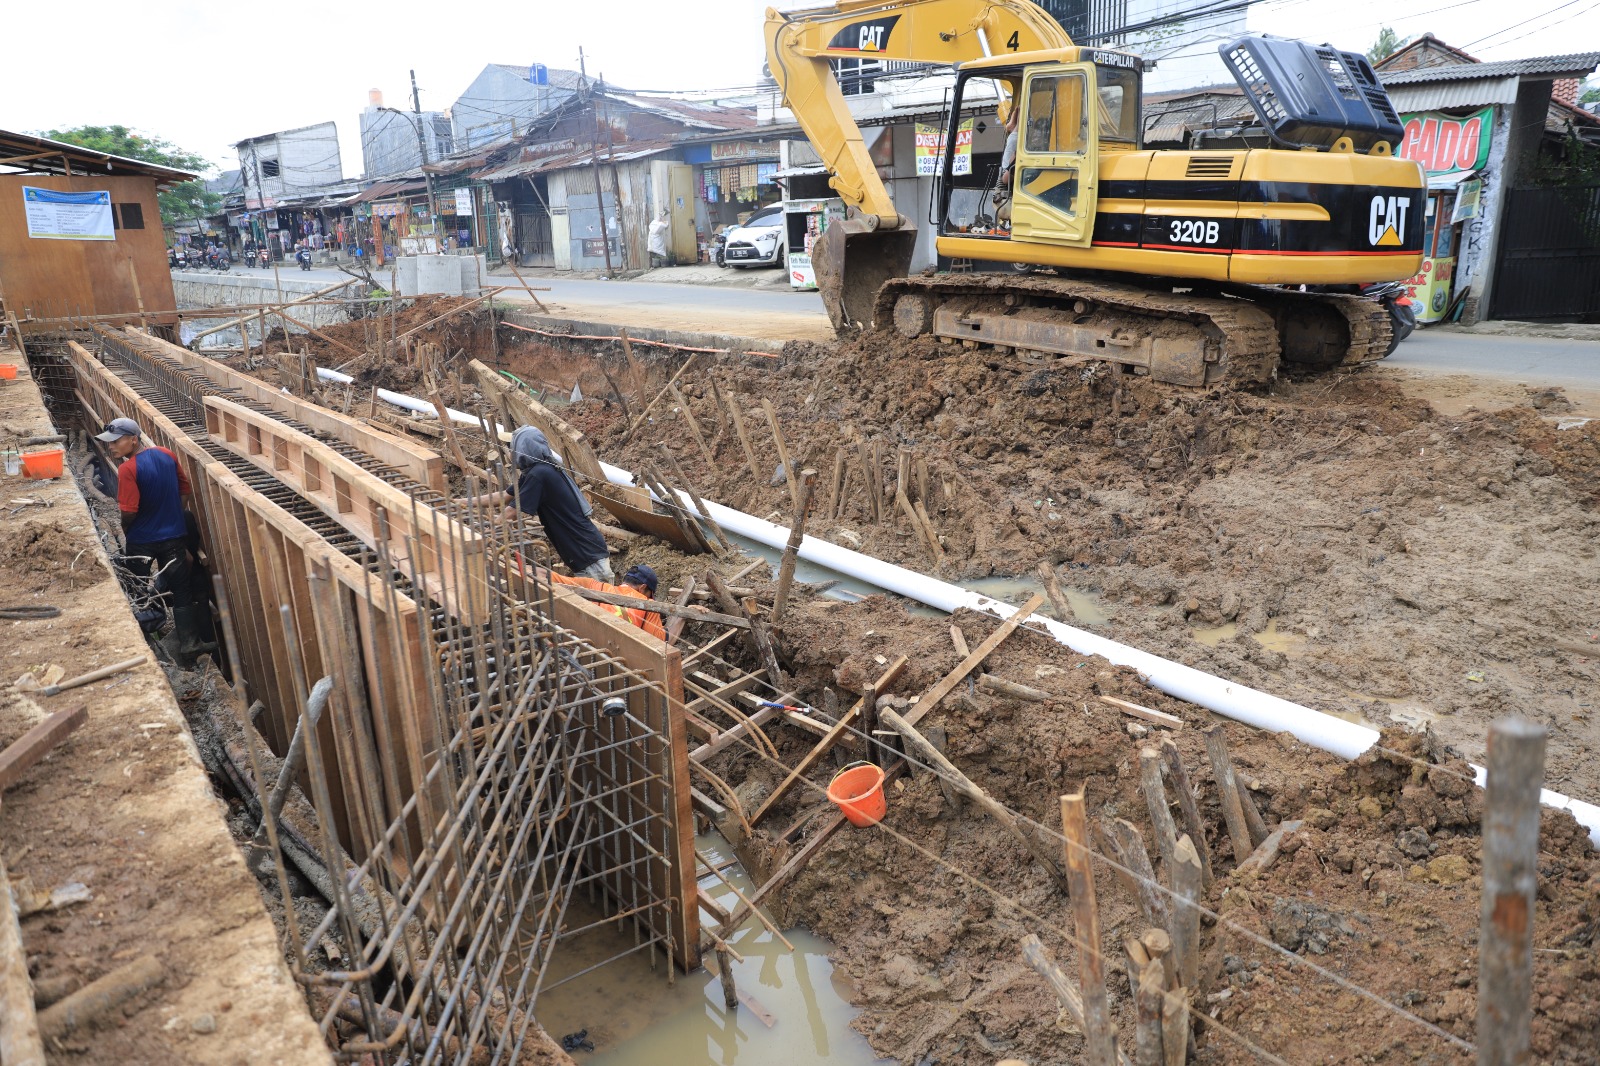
[537,562,666,640]
[96,417,206,658]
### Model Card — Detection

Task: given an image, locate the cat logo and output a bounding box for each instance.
[826,14,900,52]
[1368,194,1410,247]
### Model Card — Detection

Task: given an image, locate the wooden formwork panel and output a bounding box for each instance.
[61,341,442,858]
[116,328,447,494]
[203,395,491,628]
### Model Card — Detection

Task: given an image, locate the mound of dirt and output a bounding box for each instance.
[702,595,1599,1064]
[4,517,106,592]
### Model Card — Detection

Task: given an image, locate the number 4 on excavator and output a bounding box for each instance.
[765,1,1426,386]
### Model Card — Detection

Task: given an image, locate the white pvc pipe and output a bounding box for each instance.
[602,461,1600,844]
[353,379,1600,842]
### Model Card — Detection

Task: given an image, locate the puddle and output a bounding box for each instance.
[964,575,1110,627]
[1191,619,1307,658]
[1339,689,1438,729]
[534,834,887,1065]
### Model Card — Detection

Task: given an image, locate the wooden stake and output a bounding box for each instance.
[904,594,1044,728]
[1234,819,1303,879]
[881,708,1067,889]
[668,384,715,467]
[749,657,908,826]
[896,488,942,567]
[950,625,970,657]
[619,328,647,399]
[664,576,698,646]
[912,498,944,566]
[977,674,1051,702]
[1103,818,1168,928]
[871,439,887,523]
[895,446,911,502]
[1204,726,1255,866]
[1060,791,1120,1066]
[1478,717,1547,1066]
[662,450,731,552]
[1160,739,1213,888]
[772,468,817,627]
[915,455,930,507]
[722,388,763,485]
[1099,695,1183,729]
[1170,834,1202,989]
[825,447,847,520]
[761,399,799,509]
[622,352,699,443]
[854,435,879,523]
[923,725,964,814]
[714,945,739,1010]
[1238,782,1271,848]
[1020,936,1131,1066]
[1139,747,1180,885]
[0,849,44,1066]
[1037,560,1073,621]
[1134,960,1165,1066]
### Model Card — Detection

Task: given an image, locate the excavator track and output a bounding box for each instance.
[874,273,1283,388]
[1227,286,1395,372]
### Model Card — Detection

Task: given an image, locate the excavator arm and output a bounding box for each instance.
[765,0,1072,328]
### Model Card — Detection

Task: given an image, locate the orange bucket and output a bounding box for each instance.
[0,364,17,380]
[20,447,63,479]
[827,761,887,827]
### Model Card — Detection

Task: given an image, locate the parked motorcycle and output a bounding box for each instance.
[710,227,728,268]
[1361,281,1417,355]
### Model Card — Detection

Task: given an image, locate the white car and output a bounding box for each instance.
[721,205,786,268]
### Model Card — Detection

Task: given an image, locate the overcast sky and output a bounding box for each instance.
[3,0,1595,178]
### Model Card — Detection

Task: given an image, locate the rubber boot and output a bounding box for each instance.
[171,604,218,666]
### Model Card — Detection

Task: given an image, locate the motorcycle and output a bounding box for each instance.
[257,249,271,270]
[295,247,313,271]
[1361,281,1417,355]
[710,227,728,268]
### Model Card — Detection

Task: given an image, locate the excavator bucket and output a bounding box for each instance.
[812,217,918,333]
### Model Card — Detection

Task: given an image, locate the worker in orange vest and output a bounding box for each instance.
[539,562,666,640]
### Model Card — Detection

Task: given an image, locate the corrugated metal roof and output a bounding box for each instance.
[1386,77,1521,111]
[1381,53,1600,84]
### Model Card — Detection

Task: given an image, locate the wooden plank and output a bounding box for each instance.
[904,595,1044,727]
[113,328,446,493]
[0,705,87,792]
[204,396,489,626]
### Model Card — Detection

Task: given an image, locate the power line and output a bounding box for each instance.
[1461,0,1595,47]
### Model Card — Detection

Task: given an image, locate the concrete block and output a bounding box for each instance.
[395,256,419,297]
[457,253,487,295]
[416,254,463,296]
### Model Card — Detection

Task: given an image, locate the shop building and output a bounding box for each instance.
[1377,40,1600,323]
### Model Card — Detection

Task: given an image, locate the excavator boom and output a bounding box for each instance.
[766,0,1072,328]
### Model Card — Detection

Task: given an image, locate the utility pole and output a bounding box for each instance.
[579,47,615,277]
[410,68,441,253]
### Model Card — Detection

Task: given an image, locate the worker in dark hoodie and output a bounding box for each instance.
[501,425,613,581]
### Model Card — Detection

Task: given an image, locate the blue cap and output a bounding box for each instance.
[622,564,658,597]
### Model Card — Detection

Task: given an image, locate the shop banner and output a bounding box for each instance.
[1398,108,1493,175]
[455,188,474,216]
[23,186,114,240]
[1451,178,1483,223]
[914,119,973,177]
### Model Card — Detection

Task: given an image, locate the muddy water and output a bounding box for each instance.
[1190,618,1307,656]
[964,574,1110,627]
[533,834,887,1065]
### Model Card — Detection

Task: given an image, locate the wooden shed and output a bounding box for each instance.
[0,130,195,335]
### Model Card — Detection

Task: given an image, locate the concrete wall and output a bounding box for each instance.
[171,271,365,348]
[360,108,451,179]
[237,123,344,205]
[452,66,576,150]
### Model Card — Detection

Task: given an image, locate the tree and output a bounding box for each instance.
[42,125,222,227]
[1581,79,1600,106]
[1367,27,1409,64]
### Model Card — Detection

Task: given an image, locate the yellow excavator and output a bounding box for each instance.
[765,0,1426,386]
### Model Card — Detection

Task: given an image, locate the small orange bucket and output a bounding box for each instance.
[0,364,17,380]
[827,761,887,827]
[20,447,63,479]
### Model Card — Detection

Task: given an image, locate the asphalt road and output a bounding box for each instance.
[185,266,1597,388]
[1386,329,1599,391]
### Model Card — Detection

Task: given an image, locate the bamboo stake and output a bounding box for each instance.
[881,709,1067,889]
[1478,717,1547,1066]
[1059,791,1119,1066]
[772,469,817,627]
[1204,726,1255,865]
[1140,747,1180,884]
[1160,738,1213,888]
